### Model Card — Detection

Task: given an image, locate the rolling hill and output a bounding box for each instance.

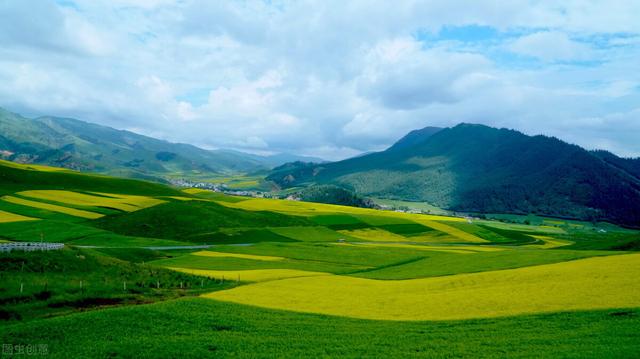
[267,123,640,226]
[0,107,320,180]
[1,152,640,358]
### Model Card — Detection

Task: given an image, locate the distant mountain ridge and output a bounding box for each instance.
[268,123,640,226]
[0,107,321,180]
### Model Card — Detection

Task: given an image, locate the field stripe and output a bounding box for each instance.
[168,267,329,282]
[1,196,103,219]
[419,220,487,243]
[18,190,165,212]
[526,235,573,249]
[205,253,640,321]
[0,209,39,223]
[192,250,285,261]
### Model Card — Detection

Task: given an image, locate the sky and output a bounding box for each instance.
[1,0,639,160]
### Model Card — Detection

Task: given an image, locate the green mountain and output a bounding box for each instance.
[0,108,319,180]
[387,126,443,151]
[267,123,640,226]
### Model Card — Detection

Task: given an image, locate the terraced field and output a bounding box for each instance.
[1,160,639,357]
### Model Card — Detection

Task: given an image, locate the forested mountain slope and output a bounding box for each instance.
[268,124,640,226]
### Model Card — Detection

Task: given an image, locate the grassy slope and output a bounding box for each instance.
[0,248,235,321]
[1,298,638,358]
[93,200,312,242]
[0,159,180,196]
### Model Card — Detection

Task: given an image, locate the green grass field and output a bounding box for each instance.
[1,299,638,358]
[1,160,639,357]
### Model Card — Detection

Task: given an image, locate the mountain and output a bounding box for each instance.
[387,126,443,151]
[0,108,321,180]
[267,123,640,226]
[591,150,640,180]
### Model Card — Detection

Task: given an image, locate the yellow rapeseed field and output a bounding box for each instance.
[215,197,465,222]
[192,250,285,261]
[205,253,640,321]
[168,267,328,282]
[416,220,487,243]
[1,196,103,219]
[18,190,165,212]
[182,188,209,194]
[0,210,38,223]
[526,235,573,249]
[0,159,73,172]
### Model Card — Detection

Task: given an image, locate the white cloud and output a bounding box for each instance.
[357,39,492,109]
[509,31,593,61]
[0,0,639,160]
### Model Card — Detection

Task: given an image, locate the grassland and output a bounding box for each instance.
[92,200,312,242]
[1,299,638,358]
[0,248,235,321]
[269,226,360,242]
[0,159,180,196]
[1,159,639,357]
[152,251,367,274]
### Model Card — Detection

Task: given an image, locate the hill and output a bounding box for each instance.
[267,123,640,226]
[0,159,179,196]
[0,108,320,180]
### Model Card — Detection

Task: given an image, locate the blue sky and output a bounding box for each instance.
[1,0,639,159]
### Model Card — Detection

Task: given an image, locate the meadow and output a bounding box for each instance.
[1,160,639,357]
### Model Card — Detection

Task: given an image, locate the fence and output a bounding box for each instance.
[0,242,64,253]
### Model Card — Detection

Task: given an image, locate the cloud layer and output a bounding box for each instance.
[1,0,639,159]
